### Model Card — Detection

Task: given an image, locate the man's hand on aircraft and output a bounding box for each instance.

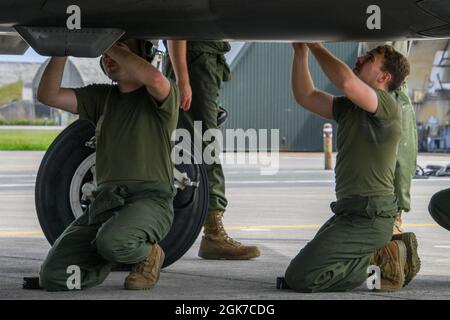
[292,42,308,54]
[306,42,322,50]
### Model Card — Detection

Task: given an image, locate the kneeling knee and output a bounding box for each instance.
[39,263,66,291]
[96,231,143,264]
[284,264,315,293]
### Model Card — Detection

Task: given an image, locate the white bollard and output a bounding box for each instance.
[323,123,333,170]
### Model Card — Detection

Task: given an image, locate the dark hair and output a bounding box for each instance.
[369,45,410,92]
[117,38,142,56]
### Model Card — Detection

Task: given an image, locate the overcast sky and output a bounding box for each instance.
[0,48,46,63]
[0,42,244,64]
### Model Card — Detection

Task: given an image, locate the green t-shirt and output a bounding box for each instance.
[74,83,179,186]
[333,89,401,199]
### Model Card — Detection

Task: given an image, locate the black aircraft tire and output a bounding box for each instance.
[35,119,209,268]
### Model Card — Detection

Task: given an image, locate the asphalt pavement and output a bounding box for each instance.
[0,151,449,300]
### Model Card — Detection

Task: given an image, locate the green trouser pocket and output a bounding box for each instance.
[365,195,399,218]
[88,188,125,225]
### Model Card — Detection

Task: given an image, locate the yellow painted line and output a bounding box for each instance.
[227,225,321,230]
[0,156,43,159]
[403,223,439,227]
[229,193,331,198]
[0,230,43,236]
[0,195,34,199]
[0,224,440,236]
[227,223,440,230]
[0,166,39,170]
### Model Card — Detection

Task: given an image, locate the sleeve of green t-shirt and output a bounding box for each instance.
[154,80,180,118]
[332,96,352,122]
[73,84,111,125]
[372,89,398,120]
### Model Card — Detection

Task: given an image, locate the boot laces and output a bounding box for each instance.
[224,234,242,246]
[132,257,150,275]
[217,220,242,246]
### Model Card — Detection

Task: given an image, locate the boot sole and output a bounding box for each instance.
[199,252,260,260]
[124,247,165,290]
[198,237,261,260]
[394,233,421,286]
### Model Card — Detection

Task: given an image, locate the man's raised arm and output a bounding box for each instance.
[37,57,78,114]
[307,43,378,113]
[291,43,334,120]
[105,43,171,103]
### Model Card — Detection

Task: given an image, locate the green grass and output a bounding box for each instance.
[0,81,23,106]
[0,130,61,150]
[0,118,57,126]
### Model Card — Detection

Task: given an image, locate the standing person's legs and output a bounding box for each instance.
[169,51,260,259]
[393,82,418,234]
[165,52,228,212]
[285,196,400,292]
[185,53,227,213]
[391,82,421,286]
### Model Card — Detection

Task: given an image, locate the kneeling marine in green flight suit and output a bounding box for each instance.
[38,38,180,291]
[285,43,418,292]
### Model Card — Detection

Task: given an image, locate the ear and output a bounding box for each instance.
[99,56,111,79]
[378,72,392,85]
[99,56,106,73]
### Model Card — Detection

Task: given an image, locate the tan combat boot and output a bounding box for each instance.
[198,210,261,260]
[124,244,165,290]
[392,232,421,287]
[371,240,407,292]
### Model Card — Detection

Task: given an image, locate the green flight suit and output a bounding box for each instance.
[285,195,397,292]
[165,41,231,212]
[429,189,450,231]
[393,82,418,212]
[39,83,179,291]
[285,89,401,292]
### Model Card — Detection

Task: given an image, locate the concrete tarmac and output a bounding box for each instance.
[0,151,450,300]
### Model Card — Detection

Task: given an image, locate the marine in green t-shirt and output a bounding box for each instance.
[285,43,415,293]
[360,41,419,234]
[36,38,179,291]
[75,83,179,186]
[333,89,401,199]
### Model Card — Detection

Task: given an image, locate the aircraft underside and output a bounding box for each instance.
[0,0,450,57]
